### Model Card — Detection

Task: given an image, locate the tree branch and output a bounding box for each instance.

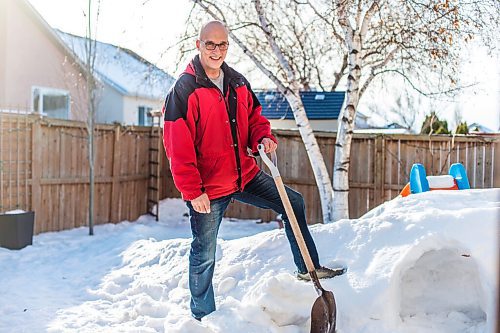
[192,0,287,91]
[253,0,295,82]
[372,68,478,97]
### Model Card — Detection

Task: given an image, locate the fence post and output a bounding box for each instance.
[31,119,42,234]
[110,126,121,222]
[374,135,386,206]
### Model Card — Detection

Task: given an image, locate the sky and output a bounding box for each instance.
[1,190,498,332]
[28,0,500,131]
[28,0,192,72]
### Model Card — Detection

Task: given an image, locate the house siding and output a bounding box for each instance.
[96,83,124,124]
[122,95,163,126]
[0,0,88,118]
[0,4,5,105]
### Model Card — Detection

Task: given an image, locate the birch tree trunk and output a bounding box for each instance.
[332,1,365,220]
[254,0,334,223]
[284,85,334,223]
[304,0,498,220]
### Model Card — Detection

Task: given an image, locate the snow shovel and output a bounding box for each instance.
[258,144,337,333]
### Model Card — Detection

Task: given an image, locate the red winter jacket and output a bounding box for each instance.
[162,56,277,201]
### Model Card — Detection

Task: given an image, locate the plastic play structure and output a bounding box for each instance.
[400,163,470,197]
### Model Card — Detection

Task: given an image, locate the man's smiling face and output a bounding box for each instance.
[196,22,229,78]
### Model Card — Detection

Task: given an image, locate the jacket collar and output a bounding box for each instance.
[185,55,246,89]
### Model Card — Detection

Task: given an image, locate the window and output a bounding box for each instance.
[138,106,153,126]
[32,86,70,119]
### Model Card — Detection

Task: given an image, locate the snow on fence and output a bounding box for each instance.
[1,112,498,233]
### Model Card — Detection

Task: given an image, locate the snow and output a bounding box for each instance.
[3,209,26,215]
[0,189,498,333]
[427,175,455,188]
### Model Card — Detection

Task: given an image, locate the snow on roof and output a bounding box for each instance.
[468,122,496,133]
[57,31,174,100]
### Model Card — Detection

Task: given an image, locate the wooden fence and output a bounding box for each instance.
[223,130,499,223]
[0,112,171,234]
[1,112,498,233]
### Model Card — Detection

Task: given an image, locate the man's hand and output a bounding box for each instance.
[260,137,277,153]
[191,193,211,214]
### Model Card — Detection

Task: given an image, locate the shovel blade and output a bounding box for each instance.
[310,290,336,333]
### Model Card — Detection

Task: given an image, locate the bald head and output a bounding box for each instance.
[196,21,229,78]
[199,21,229,40]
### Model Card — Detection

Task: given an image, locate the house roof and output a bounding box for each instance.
[255,91,345,120]
[468,122,496,133]
[57,31,174,100]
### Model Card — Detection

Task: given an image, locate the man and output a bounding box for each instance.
[162,21,345,321]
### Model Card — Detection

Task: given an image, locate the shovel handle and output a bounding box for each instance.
[258,144,317,274]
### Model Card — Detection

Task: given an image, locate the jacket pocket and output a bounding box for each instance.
[198,156,219,183]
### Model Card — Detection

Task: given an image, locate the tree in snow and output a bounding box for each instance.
[83,0,101,235]
[178,0,346,223]
[302,0,499,219]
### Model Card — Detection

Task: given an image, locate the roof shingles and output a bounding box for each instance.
[256,91,345,120]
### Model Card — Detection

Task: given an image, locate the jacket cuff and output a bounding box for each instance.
[181,189,204,201]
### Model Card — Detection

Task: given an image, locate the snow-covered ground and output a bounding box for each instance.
[0,189,498,333]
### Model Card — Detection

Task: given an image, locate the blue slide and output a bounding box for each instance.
[409,163,470,194]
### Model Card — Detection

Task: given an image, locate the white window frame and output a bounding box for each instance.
[138,105,153,126]
[31,86,71,119]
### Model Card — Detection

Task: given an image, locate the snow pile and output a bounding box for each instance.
[0,189,498,332]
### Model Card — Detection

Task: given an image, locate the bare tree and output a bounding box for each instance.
[303,0,499,219]
[179,0,349,223]
[83,0,101,235]
[367,86,422,131]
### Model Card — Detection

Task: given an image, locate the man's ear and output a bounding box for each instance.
[195,40,201,51]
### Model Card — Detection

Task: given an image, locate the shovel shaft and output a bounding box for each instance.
[258,145,316,274]
[273,176,317,273]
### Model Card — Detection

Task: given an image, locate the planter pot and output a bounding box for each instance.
[0,211,35,250]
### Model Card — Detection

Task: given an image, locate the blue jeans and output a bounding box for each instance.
[187,170,321,319]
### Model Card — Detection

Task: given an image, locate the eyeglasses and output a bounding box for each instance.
[201,40,229,51]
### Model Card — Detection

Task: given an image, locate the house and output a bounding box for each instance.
[256,90,371,132]
[468,122,496,134]
[0,0,174,125]
[0,0,90,119]
[57,31,174,126]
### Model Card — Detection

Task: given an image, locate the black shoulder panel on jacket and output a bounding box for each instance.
[241,78,261,109]
[163,74,198,122]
